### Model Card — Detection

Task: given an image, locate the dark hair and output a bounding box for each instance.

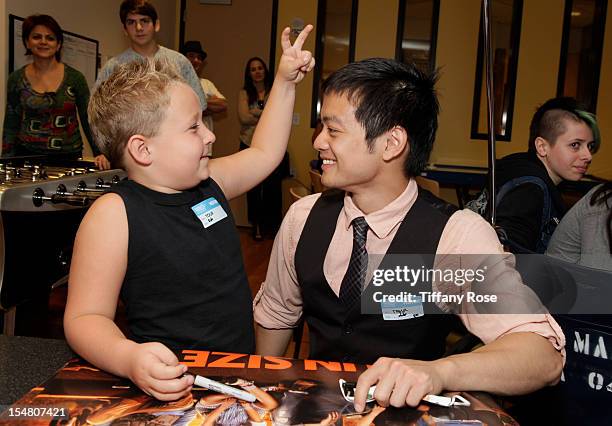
[589,182,612,253]
[528,96,601,154]
[22,14,64,61]
[321,58,439,177]
[120,0,158,26]
[243,57,273,105]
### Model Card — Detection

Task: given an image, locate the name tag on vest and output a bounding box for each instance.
[381,297,424,320]
[191,197,228,228]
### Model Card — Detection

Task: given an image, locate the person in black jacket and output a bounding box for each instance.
[492,97,600,253]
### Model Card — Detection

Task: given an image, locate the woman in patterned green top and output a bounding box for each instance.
[2,14,110,169]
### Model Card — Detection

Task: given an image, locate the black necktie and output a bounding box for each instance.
[339,216,369,309]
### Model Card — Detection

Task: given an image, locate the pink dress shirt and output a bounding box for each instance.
[254,179,565,358]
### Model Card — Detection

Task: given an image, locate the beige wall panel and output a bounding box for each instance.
[500,0,564,157]
[355,0,398,60]
[430,0,481,166]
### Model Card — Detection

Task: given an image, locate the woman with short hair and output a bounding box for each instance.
[2,14,110,169]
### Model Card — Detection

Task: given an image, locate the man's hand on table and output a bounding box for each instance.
[354,357,445,411]
[127,342,194,401]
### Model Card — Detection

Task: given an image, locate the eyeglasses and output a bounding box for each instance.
[338,379,471,407]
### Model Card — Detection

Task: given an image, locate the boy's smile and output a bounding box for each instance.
[145,83,214,193]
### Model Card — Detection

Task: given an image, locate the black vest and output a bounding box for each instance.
[295,189,457,364]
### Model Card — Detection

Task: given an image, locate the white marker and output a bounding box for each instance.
[193,375,257,402]
[339,380,470,407]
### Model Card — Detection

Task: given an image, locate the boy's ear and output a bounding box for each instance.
[382,126,408,162]
[155,19,161,33]
[126,134,153,166]
[534,136,550,157]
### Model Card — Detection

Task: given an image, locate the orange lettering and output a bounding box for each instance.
[180,350,210,367]
[304,360,342,371]
[263,356,293,370]
[342,362,357,372]
[247,355,262,369]
[207,352,247,368]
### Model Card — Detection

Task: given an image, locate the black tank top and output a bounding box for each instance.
[110,179,255,353]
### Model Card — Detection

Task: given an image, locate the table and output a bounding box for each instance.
[422,164,487,208]
[0,335,74,405]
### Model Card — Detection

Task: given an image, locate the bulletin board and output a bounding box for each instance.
[9,14,99,88]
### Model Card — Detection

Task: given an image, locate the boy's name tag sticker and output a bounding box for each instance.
[191,197,227,228]
[381,297,424,320]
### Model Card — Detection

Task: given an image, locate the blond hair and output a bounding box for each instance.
[88,59,184,168]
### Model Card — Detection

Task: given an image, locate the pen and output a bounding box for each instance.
[193,375,257,402]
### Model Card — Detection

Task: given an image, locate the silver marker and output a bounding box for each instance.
[193,375,257,402]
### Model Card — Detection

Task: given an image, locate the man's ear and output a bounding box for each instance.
[534,136,549,157]
[154,19,161,33]
[382,126,408,162]
[126,135,152,166]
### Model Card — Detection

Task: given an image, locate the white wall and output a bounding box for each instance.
[1,0,178,155]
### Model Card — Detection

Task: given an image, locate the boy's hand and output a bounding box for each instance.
[277,25,315,84]
[127,342,194,401]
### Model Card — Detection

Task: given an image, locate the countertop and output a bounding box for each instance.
[0,335,73,405]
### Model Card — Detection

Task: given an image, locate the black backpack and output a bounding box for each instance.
[466,175,559,253]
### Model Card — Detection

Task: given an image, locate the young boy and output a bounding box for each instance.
[493,97,600,253]
[64,26,314,401]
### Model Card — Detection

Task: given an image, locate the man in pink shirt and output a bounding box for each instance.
[254,58,564,412]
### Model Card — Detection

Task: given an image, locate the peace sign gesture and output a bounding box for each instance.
[277,24,315,84]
